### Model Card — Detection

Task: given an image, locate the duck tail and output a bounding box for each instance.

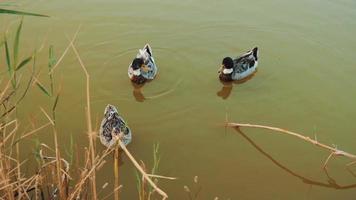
[252,47,258,61]
[143,43,153,56]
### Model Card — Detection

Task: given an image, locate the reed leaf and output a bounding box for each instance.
[48,45,56,69]
[4,36,12,76]
[3,36,16,88]
[135,170,143,199]
[64,134,74,165]
[0,8,49,17]
[48,45,56,95]
[151,143,160,175]
[15,56,32,71]
[17,52,36,103]
[52,92,60,112]
[35,80,51,97]
[13,18,23,66]
[32,139,42,165]
[52,91,60,121]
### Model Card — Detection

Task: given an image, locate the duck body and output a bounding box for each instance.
[128,44,158,84]
[219,47,258,82]
[99,104,132,148]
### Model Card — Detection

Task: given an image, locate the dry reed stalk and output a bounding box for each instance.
[67,148,114,200]
[48,27,80,75]
[14,122,51,144]
[16,143,22,199]
[227,122,356,167]
[114,148,120,200]
[118,140,168,200]
[140,161,147,200]
[2,120,18,145]
[101,185,123,200]
[0,78,13,101]
[68,33,98,200]
[39,106,66,199]
[53,127,65,199]
[146,174,176,180]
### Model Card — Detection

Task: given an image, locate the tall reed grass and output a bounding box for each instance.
[1,18,175,200]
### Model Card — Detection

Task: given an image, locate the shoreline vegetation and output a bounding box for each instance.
[1,11,356,200]
[1,15,175,199]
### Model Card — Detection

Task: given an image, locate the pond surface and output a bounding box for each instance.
[2,0,356,199]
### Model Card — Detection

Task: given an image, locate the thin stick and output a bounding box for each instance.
[228,122,356,160]
[118,141,168,200]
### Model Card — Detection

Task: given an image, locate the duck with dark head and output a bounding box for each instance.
[128,44,158,85]
[219,47,259,82]
[129,58,147,84]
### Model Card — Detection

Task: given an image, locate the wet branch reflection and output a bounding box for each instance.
[233,127,356,189]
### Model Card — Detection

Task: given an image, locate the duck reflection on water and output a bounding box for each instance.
[216,70,257,99]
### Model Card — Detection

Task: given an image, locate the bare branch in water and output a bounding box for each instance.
[232,127,356,189]
[228,122,356,161]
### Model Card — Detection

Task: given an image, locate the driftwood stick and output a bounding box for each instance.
[227,122,356,161]
[118,141,168,200]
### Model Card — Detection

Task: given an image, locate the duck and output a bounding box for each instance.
[219,47,259,82]
[99,104,132,148]
[128,44,158,84]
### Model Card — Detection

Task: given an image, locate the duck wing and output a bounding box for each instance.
[99,114,131,147]
[140,44,158,79]
[233,47,258,73]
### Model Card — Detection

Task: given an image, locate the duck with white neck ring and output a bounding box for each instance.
[128,44,158,84]
[219,47,259,82]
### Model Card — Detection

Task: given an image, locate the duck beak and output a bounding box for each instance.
[218,65,224,73]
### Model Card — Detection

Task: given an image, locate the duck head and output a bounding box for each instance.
[221,57,234,74]
[131,58,144,76]
[104,104,119,120]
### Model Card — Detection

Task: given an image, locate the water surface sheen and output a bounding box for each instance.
[3,0,356,199]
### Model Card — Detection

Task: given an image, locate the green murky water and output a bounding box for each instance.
[1,0,356,199]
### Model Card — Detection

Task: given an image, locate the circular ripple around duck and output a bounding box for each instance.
[91,45,193,105]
